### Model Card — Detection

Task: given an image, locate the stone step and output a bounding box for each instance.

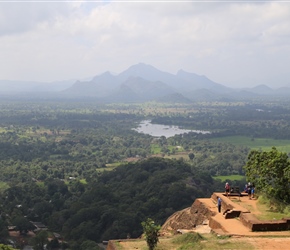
[223,209,241,219]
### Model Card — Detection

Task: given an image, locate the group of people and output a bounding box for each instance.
[244,182,255,199]
[224,181,256,199]
[217,181,256,213]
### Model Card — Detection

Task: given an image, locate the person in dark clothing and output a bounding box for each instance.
[247,182,252,199]
[217,196,222,213]
[251,183,255,199]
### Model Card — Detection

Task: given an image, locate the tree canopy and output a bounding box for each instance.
[0,244,16,250]
[244,147,290,203]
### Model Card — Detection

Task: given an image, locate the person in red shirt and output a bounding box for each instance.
[225,182,230,197]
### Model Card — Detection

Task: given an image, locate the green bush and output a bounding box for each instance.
[141,218,161,250]
[0,244,16,250]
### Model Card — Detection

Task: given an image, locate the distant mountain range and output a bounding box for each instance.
[1,63,290,102]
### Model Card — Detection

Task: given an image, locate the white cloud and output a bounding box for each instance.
[0,1,290,87]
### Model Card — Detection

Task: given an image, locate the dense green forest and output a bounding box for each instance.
[1,100,290,249]
[1,157,220,248]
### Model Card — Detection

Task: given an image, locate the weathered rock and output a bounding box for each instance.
[160,199,215,234]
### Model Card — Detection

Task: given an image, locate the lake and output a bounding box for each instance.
[133,120,210,138]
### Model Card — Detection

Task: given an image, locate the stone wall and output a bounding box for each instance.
[240,213,290,231]
[212,192,290,232]
[211,192,249,214]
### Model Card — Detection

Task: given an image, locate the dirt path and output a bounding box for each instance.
[233,237,290,250]
[229,195,261,215]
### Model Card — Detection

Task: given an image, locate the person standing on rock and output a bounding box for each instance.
[251,183,255,199]
[247,182,252,199]
[225,182,230,197]
[217,196,222,213]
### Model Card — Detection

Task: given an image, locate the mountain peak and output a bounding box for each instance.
[123,63,160,74]
[91,71,115,82]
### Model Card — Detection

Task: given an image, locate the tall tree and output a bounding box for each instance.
[32,231,49,250]
[12,216,34,235]
[141,218,161,250]
[244,147,290,203]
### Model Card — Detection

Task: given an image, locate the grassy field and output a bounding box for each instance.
[209,136,290,152]
[0,182,9,192]
[151,144,185,155]
[95,162,128,172]
[255,196,290,220]
[163,153,190,161]
[79,179,87,184]
[151,144,162,154]
[231,195,290,221]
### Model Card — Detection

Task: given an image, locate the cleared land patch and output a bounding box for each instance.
[209,136,290,151]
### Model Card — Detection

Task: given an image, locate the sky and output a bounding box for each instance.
[0,0,290,88]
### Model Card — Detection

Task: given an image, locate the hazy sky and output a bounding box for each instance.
[0,0,290,88]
